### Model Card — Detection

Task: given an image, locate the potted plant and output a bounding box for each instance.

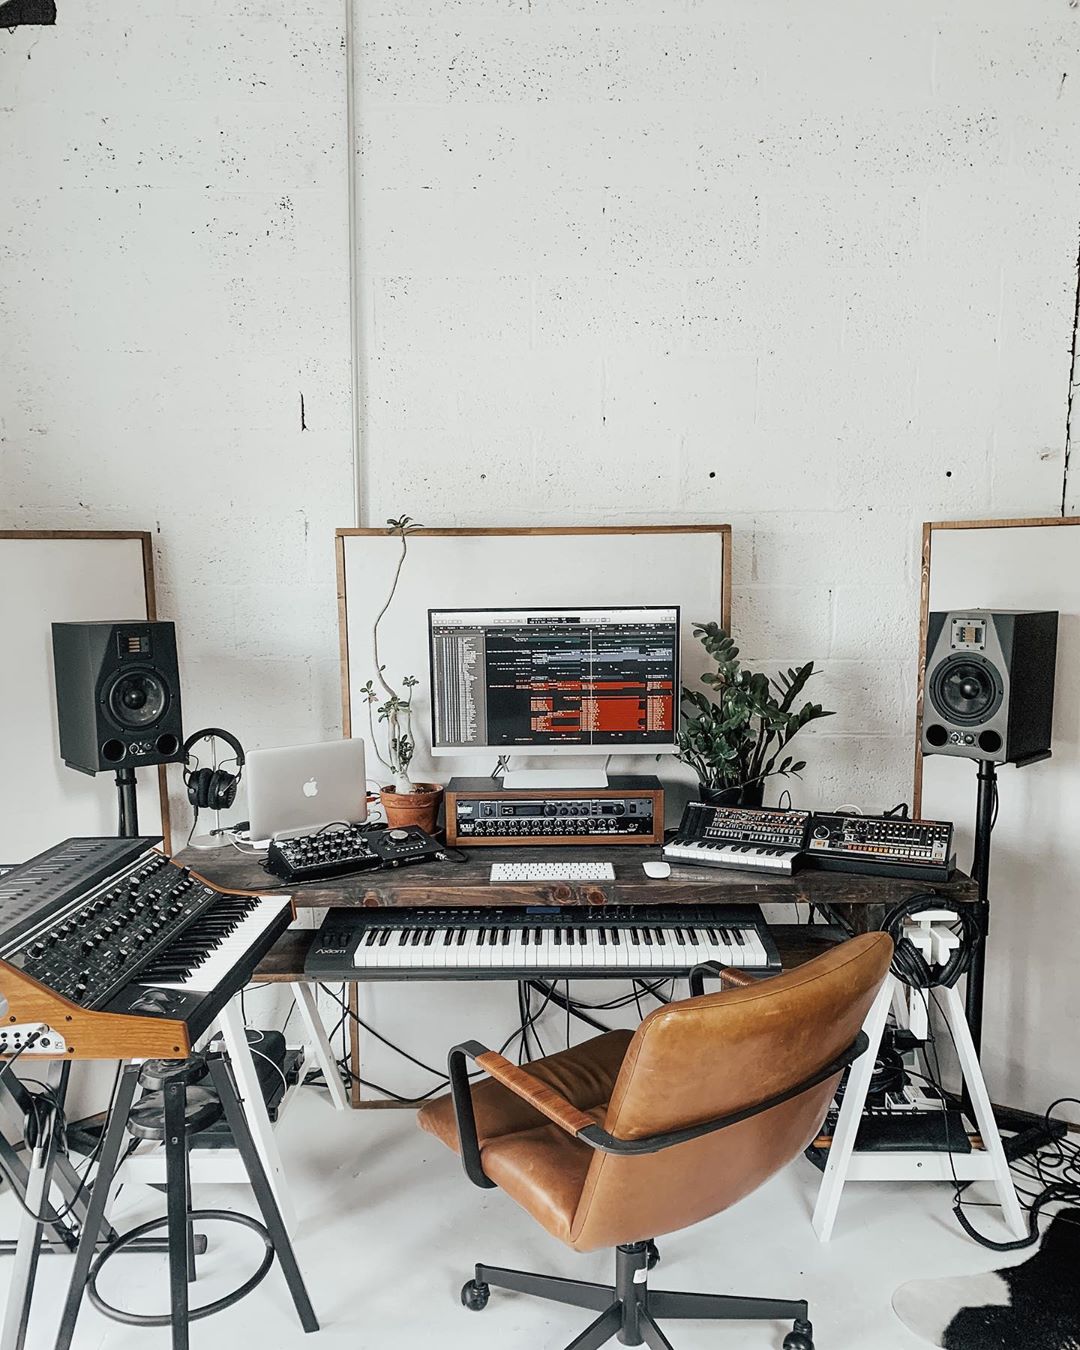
[676,623,834,807]
[360,515,443,833]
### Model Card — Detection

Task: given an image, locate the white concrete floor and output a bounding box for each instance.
[0,1087,1025,1350]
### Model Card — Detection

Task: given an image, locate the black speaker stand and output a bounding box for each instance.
[114,766,138,838]
[959,758,1066,1162]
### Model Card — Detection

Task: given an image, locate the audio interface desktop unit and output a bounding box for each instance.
[445,776,664,847]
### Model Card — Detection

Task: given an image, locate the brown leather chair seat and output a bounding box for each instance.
[418,932,893,1350]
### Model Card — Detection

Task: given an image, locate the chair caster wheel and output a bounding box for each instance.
[783,1318,814,1350]
[461,1280,490,1311]
[645,1241,660,1270]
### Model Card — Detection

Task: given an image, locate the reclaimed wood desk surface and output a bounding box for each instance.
[175,845,974,1109]
[178,844,977,916]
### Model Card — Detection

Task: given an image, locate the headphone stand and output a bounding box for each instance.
[811,931,1024,1244]
[114,767,138,838]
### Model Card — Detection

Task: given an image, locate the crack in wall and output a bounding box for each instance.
[1061,222,1080,516]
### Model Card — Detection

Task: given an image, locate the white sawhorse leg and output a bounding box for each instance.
[290,982,348,1111]
[938,981,1026,1239]
[811,974,1026,1243]
[812,977,892,1242]
[215,998,298,1233]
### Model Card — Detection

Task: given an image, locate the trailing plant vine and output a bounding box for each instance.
[360,515,422,791]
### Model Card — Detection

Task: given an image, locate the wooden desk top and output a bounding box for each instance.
[179,844,977,912]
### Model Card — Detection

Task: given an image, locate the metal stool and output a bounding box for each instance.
[55,1050,318,1350]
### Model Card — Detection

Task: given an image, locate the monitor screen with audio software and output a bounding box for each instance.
[428,606,680,757]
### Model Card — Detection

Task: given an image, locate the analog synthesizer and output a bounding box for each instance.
[0,837,292,1057]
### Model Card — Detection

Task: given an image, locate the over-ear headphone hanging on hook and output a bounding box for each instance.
[181,727,245,851]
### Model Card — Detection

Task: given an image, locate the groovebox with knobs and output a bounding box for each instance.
[51,621,185,774]
[921,610,1058,765]
[445,776,664,847]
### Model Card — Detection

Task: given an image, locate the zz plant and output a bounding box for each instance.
[676,623,834,797]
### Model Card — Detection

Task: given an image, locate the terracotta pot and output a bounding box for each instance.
[379,783,443,834]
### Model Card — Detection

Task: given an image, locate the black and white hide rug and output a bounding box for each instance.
[892,1209,1080,1350]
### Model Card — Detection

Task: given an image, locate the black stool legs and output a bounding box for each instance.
[55,1051,317,1350]
[54,1064,140,1350]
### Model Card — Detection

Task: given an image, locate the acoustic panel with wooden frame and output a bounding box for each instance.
[914,515,1080,1121]
[0,531,170,862]
[336,525,731,800]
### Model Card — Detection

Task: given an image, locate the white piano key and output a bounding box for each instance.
[150,897,289,992]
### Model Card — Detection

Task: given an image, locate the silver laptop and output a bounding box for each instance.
[246,739,368,842]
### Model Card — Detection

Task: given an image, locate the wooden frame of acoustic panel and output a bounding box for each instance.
[913,515,1080,816]
[0,530,172,852]
[335,524,733,739]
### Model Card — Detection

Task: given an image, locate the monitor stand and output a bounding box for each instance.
[501,764,610,790]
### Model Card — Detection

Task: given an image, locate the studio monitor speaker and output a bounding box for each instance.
[52,621,184,775]
[921,610,1058,764]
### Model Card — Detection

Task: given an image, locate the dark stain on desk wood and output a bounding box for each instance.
[179,845,977,912]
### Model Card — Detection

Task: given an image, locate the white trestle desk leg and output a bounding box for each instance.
[216,997,298,1233]
[939,982,1026,1239]
[812,976,893,1243]
[291,981,348,1111]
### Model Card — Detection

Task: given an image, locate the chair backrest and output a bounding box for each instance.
[568,932,892,1251]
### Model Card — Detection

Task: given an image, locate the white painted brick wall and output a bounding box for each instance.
[3,1,1080,1101]
[0,0,354,830]
[357,0,1080,814]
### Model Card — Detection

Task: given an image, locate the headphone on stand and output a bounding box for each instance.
[879,893,979,990]
[181,728,245,813]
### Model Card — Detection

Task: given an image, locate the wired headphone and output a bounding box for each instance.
[879,893,979,990]
[181,728,245,813]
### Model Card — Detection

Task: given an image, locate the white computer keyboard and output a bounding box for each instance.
[490,862,616,882]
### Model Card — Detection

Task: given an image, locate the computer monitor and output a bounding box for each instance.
[428,606,680,788]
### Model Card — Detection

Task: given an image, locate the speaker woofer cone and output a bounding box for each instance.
[105,669,169,729]
[928,653,1003,727]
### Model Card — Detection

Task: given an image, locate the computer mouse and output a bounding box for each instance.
[642,860,671,879]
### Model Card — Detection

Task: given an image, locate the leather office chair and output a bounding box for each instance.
[418,931,892,1350]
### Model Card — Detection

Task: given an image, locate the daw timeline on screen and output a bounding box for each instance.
[428,606,679,752]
